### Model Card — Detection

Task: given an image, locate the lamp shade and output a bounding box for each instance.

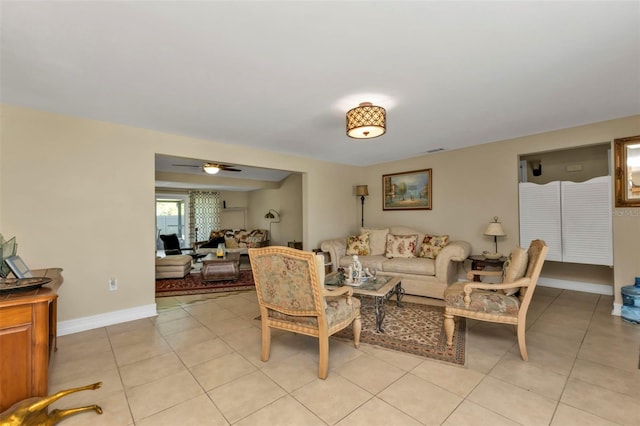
[264,209,280,220]
[484,217,506,236]
[346,102,386,139]
[355,185,369,196]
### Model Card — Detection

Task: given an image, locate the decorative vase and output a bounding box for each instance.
[216,242,226,258]
[350,255,362,284]
[621,277,640,324]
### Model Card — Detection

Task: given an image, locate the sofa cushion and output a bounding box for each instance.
[502,247,528,296]
[385,234,418,258]
[419,234,450,259]
[338,255,387,272]
[346,233,370,256]
[360,228,389,256]
[200,236,226,248]
[225,237,239,248]
[382,257,435,275]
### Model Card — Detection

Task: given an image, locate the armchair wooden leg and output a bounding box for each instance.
[517,321,528,361]
[352,316,361,349]
[260,317,271,362]
[318,333,329,379]
[444,313,455,346]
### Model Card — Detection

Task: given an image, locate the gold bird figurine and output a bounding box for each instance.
[0,382,103,425]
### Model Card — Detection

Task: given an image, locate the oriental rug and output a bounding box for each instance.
[334,301,466,366]
[156,270,254,297]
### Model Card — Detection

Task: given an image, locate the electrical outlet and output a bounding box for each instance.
[109,277,118,291]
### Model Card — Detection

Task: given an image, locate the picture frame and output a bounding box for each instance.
[383,168,432,210]
[4,255,34,279]
[614,135,640,207]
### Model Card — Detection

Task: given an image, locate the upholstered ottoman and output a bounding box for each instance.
[155,255,192,279]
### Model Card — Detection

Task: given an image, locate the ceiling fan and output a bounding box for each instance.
[172,162,242,175]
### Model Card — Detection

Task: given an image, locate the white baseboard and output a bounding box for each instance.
[612,303,622,316]
[537,277,614,296]
[58,304,158,336]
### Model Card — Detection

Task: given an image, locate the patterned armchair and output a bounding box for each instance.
[443,240,548,361]
[248,246,361,379]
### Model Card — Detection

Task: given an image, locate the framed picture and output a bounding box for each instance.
[383,168,432,210]
[4,255,34,279]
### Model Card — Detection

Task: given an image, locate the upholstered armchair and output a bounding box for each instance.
[248,246,361,379]
[443,239,548,361]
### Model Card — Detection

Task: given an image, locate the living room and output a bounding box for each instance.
[1,1,639,424]
[2,1,638,331]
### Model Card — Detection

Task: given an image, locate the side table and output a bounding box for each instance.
[467,255,508,282]
[201,252,241,282]
[288,241,303,250]
[312,249,332,274]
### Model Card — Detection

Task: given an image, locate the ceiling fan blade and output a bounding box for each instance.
[220,167,242,172]
[172,164,201,168]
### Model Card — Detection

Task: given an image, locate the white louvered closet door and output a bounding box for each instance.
[519,181,563,261]
[561,176,613,266]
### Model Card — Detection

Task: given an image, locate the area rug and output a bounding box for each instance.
[334,301,466,366]
[156,270,254,297]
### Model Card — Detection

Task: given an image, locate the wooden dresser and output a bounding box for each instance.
[0,268,63,411]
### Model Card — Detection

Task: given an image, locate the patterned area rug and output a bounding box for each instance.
[156,269,254,297]
[334,301,466,365]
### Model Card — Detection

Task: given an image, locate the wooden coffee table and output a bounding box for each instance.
[325,272,404,333]
[200,252,241,282]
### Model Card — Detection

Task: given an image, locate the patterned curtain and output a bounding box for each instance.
[188,191,221,244]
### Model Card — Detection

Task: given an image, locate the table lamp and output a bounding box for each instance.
[483,216,505,257]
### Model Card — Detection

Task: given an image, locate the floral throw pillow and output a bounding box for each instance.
[385,234,418,258]
[419,235,450,259]
[346,233,370,256]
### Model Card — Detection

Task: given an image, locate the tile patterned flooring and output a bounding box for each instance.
[49,287,640,425]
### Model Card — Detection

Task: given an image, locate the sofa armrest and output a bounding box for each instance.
[435,240,472,284]
[320,238,346,273]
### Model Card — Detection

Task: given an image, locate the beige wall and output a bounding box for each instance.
[248,174,303,247]
[0,105,359,321]
[1,105,638,324]
[361,115,640,304]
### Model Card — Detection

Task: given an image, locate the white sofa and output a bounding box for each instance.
[320,226,471,299]
[195,229,269,256]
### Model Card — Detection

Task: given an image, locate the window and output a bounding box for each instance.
[156,196,188,249]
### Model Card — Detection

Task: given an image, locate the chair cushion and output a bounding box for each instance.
[346,233,370,256]
[360,228,389,256]
[502,247,528,296]
[444,282,521,316]
[268,296,360,328]
[418,234,450,259]
[385,234,418,258]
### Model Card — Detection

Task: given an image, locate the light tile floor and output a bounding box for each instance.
[49,287,640,425]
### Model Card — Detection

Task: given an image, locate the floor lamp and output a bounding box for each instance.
[356,185,369,227]
[264,209,281,242]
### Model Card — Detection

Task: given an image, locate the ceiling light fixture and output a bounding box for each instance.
[203,163,220,174]
[346,102,386,139]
